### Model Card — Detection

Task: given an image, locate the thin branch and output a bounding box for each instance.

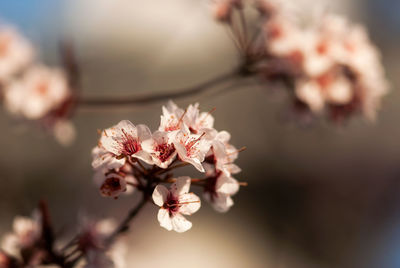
[106,196,148,245]
[60,41,80,92]
[65,197,148,267]
[155,162,190,176]
[78,70,239,107]
[238,9,249,50]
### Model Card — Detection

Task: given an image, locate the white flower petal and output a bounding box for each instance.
[152,185,169,207]
[133,150,153,165]
[206,192,234,213]
[157,209,173,231]
[216,173,239,195]
[136,124,152,141]
[171,214,192,233]
[170,176,191,197]
[216,131,231,143]
[116,120,137,136]
[179,193,201,215]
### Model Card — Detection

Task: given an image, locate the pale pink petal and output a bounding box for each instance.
[116,120,137,136]
[152,185,169,206]
[174,141,205,172]
[136,124,152,141]
[224,163,242,174]
[216,173,239,195]
[157,209,173,231]
[216,130,231,143]
[211,193,234,213]
[100,132,122,156]
[170,176,191,197]
[133,150,153,165]
[179,193,201,215]
[141,138,155,154]
[91,147,125,171]
[171,214,192,233]
[182,156,205,173]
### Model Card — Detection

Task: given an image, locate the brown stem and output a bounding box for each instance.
[78,70,239,107]
[106,195,148,245]
[60,41,80,92]
[238,9,249,50]
[38,200,66,266]
[155,162,190,176]
[65,196,148,267]
[136,160,148,175]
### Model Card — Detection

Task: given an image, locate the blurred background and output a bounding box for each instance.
[1,0,400,267]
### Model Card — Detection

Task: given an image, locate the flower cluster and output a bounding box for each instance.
[213,0,389,122]
[0,25,76,145]
[92,101,245,232]
[0,211,44,267]
[0,206,126,268]
[74,218,126,268]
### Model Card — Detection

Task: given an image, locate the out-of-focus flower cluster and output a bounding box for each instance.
[92,101,244,232]
[0,25,75,145]
[213,0,389,122]
[0,208,127,268]
[75,218,127,268]
[1,212,42,267]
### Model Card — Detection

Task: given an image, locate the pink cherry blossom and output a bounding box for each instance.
[183,103,216,135]
[204,171,240,212]
[92,146,138,198]
[173,126,211,172]
[99,120,152,163]
[205,131,241,175]
[3,65,70,120]
[141,131,177,169]
[158,100,185,133]
[92,146,126,173]
[152,177,201,233]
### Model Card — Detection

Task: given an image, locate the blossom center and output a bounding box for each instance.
[156,143,175,162]
[184,133,205,156]
[316,41,328,55]
[121,129,141,156]
[163,193,180,216]
[35,81,49,96]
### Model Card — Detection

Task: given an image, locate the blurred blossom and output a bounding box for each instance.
[210,0,389,123]
[53,119,76,147]
[2,63,76,145]
[0,25,33,84]
[252,1,389,122]
[4,65,69,120]
[78,218,126,268]
[1,212,41,260]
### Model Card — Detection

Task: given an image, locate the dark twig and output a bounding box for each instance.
[78,70,239,107]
